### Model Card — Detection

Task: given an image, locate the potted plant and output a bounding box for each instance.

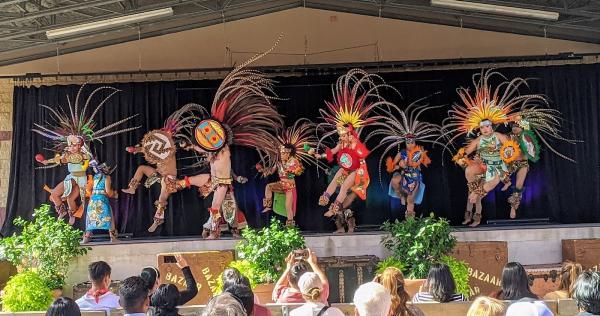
[1,270,53,312]
[228,218,306,302]
[0,204,90,295]
[380,213,470,298]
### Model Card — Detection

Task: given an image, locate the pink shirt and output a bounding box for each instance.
[273,283,330,304]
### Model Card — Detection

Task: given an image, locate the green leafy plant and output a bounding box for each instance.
[440,255,470,298]
[376,257,405,274]
[1,271,53,312]
[235,218,306,284]
[0,204,90,289]
[381,213,456,279]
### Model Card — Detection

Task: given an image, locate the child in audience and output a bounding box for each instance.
[291,272,344,316]
[466,296,505,316]
[374,267,424,316]
[413,263,466,302]
[544,261,583,300]
[119,276,150,316]
[46,297,81,316]
[75,261,120,311]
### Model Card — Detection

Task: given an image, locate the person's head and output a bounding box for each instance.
[151,284,180,316]
[66,135,83,153]
[221,267,243,291]
[298,272,323,302]
[203,292,247,316]
[119,276,150,314]
[88,261,111,289]
[224,284,254,316]
[373,267,411,316]
[353,282,392,316]
[424,263,457,302]
[572,271,600,315]
[511,123,523,135]
[289,261,309,289]
[45,297,81,316]
[141,266,160,294]
[505,301,553,316]
[500,262,537,300]
[558,261,583,297]
[280,144,295,162]
[405,137,416,150]
[466,296,506,316]
[479,120,493,136]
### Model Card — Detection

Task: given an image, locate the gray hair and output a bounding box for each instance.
[573,271,600,315]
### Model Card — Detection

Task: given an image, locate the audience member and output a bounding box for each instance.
[46,297,81,316]
[466,296,506,316]
[491,262,538,300]
[544,261,583,300]
[290,272,344,316]
[75,261,120,311]
[373,267,424,316]
[151,284,182,316]
[225,284,255,316]
[273,249,329,304]
[413,263,466,302]
[119,276,150,316]
[353,282,392,316]
[203,292,247,316]
[221,268,272,316]
[505,300,554,316]
[141,253,198,304]
[572,271,600,316]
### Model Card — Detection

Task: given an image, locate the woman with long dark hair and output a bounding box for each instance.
[151,284,181,316]
[141,254,198,305]
[374,267,424,316]
[492,262,538,300]
[413,263,466,302]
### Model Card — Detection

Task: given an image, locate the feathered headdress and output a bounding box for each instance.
[190,38,283,163]
[317,69,396,144]
[262,118,325,172]
[32,85,139,153]
[367,94,444,180]
[442,69,579,162]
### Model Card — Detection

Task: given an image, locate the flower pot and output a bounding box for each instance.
[253,283,275,304]
[404,279,426,299]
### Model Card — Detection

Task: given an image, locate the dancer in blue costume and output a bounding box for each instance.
[83,162,118,243]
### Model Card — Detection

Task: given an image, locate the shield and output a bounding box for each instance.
[221,192,238,226]
[337,148,360,171]
[141,130,176,165]
[518,130,541,162]
[500,140,521,164]
[195,119,227,152]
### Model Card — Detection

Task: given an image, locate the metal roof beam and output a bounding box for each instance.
[0,0,125,25]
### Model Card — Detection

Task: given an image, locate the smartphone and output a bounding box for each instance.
[164,255,177,263]
[293,249,307,261]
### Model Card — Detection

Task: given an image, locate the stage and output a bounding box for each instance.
[62,222,600,296]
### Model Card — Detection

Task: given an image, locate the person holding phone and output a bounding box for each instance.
[141,253,198,308]
[272,249,330,304]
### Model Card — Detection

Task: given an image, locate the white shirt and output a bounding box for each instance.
[75,291,121,311]
[290,302,345,316]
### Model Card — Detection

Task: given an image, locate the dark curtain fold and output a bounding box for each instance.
[3,63,599,237]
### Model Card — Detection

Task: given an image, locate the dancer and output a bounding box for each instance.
[33,85,137,225]
[177,44,283,239]
[83,162,118,243]
[505,104,579,219]
[257,119,322,227]
[121,104,202,232]
[444,69,572,226]
[309,69,394,233]
[369,96,444,219]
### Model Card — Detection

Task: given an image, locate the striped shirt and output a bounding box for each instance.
[412,292,466,303]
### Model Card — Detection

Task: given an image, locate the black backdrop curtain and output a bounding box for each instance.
[3,63,599,237]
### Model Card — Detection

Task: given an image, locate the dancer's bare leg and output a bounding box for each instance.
[324,172,355,217]
[123,165,156,194]
[319,168,344,206]
[262,183,275,213]
[509,166,528,219]
[405,183,419,218]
